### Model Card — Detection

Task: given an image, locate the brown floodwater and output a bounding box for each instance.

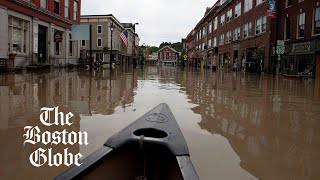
[0,66,320,180]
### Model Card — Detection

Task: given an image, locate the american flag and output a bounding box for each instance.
[119,30,128,47]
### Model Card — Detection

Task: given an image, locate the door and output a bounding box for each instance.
[38,25,47,63]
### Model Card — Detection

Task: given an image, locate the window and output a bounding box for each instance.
[54,0,60,15]
[95,53,103,62]
[208,21,212,34]
[97,38,102,47]
[285,17,291,39]
[226,31,232,43]
[69,39,73,56]
[55,42,60,55]
[233,27,241,41]
[213,37,217,47]
[65,0,69,19]
[286,0,292,7]
[220,34,225,45]
[196,32,198,41]
[244,0,252,12]
[202,43,205,50]
[81,40,86,47]
[243,22,252,38]
[8,17,29,54]
[255,16,266,34]
[203,26,206,36]
[214,17,218,30]
[314,7,320,35]
[40,0,47,9]
[74,1,78,21]
[298,12,305,37]
[235,3,241,18]
[220,14,225,26]
[227,9,233,22]
[208,39,212,48]
[256,0,266,6]
[97,25,102,34]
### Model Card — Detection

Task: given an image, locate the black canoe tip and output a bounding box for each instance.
[104,103,190,156]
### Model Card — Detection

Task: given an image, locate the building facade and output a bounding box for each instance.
[80,15,138,66]
[186,0,275,73]
[157,46,179,65]
[0,0,81,67]
[278,0,320,78]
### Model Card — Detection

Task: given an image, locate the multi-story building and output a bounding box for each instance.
[278,0,320,78]
[80,15,138,66]
[0,0,81,67]
[157,46,179,66]
[186,0,275,73]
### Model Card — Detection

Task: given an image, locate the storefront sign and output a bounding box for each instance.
[292,42,311,53]
[233,44,239,50]
[33,25,38,53]
[54,30,63,42]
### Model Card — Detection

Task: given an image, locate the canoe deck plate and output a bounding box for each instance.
[145,113,168,123]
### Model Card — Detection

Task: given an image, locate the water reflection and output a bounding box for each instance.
[174,69,320,180]
[1,66,320,180]
[0,69,138,179]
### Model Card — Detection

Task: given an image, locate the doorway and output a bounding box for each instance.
[38,25,47,64]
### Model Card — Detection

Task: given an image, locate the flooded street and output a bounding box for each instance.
[1,66,320,180]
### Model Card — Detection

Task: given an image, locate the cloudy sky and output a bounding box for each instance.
[81,0,218,47]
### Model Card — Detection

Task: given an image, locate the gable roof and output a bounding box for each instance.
[157,46,178,53]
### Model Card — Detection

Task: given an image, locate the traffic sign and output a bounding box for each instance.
[277,40,285,46]
[276,45,285,55]
[183,55,188,60]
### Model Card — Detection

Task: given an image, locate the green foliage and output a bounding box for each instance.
[159,42,182,52]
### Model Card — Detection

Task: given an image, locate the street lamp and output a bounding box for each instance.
[110,22,115,70]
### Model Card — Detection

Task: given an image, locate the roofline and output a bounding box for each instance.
[80,14,124,30]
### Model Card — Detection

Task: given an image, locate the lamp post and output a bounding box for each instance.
[110,22,115,70]
[133,23,139,68]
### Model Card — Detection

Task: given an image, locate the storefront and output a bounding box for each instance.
[281,40,317,78]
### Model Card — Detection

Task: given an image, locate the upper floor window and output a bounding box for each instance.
[213,37,217,47]
[243,22,252,38]
[65,0,69,19]
[256,0,266,6]
[255,16,267,35]
[40,0,47,9]
[233,27,241,41]
[285,17,291,39]
[74,1,78,21]
[203,26,206,36]
[97,25,102,34]
[244,0,252,13]
[227,9,233,22]
[213,17,218,30]
[314,7,320,35]
[220,34,225,45]
[220,14,225,26]
[286,0,292,7]
[235,3,241,18]
[226,31,232,43]
[97,38,103,47]
[54,0,60,15]
[208,21,212,34]
[298,12,305,38]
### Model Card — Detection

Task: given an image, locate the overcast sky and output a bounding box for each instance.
[81,0,218,47]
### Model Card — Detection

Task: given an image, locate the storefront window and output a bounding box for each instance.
[8,16,29,54]
[298,55,314,76]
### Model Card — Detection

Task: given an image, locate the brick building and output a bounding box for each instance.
[186,0,275,73]
[158,46,179,66]
[277,0,320,78]
[0,0,81,67]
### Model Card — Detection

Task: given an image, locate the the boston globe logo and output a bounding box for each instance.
[23,107,89,167]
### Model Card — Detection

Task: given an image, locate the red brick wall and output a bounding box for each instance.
[0,0,81,29]
[158,47,177,60]
[278,0,320,40]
